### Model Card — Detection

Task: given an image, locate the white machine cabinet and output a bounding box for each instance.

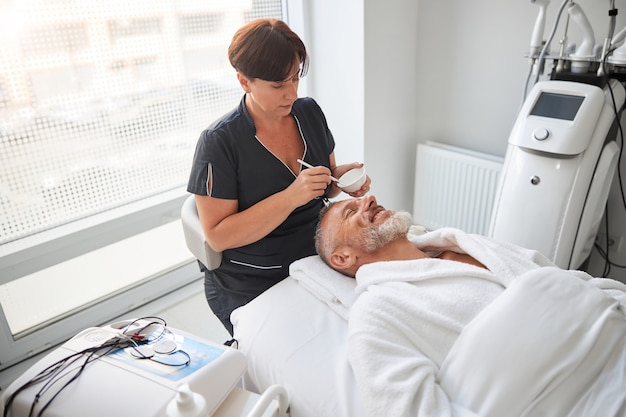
[0,319,288,417]
[489,79,625,269]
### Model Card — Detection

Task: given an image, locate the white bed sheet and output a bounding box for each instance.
[231,276,365,417]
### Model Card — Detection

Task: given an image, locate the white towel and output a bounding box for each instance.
[289,255,357,320]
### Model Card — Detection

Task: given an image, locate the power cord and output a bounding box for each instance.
[592,50,626,277]
[2,317,190,417]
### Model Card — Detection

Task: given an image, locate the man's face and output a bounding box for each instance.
[324,196,412,253]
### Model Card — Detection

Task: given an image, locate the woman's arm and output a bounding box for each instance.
[196,164,332,252]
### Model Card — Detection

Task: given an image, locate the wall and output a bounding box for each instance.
[415,1,625,155]
[304,0,417,211]
[303,0,365,181]
[415,1,535,156]
[414,1,626,282]
[305,0,626,281]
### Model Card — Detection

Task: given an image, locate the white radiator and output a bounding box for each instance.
[413,142,503,235]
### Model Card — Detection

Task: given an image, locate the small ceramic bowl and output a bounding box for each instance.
[338,167,366,193]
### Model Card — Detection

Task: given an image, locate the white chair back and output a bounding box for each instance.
[180,194,222,270]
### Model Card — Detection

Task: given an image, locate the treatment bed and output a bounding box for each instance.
[231,256,364,417]
[181,195,626,416]
[231,239,626,417]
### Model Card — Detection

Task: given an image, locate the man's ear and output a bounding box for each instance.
[329,246,357,271]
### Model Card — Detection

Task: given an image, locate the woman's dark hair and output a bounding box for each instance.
[228,18,309,82]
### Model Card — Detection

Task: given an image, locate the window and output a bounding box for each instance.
[179,13,224,36]
[0,0,286,373]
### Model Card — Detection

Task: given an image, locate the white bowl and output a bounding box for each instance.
[338,167,366,193]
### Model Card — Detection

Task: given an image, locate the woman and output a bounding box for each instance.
[187,18,370,334]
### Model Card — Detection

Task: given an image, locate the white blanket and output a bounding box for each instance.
[348,228,626,417]
[439,266,626,416]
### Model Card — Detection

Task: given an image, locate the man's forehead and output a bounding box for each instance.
[323,202,343,223]
[322,200,351,228]
[331,198,357,215]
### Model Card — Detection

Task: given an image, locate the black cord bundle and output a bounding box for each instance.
[2,316,189,417]
[592,49,626,277]
[2,336,132,417]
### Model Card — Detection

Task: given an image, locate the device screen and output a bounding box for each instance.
[530,92,585,121]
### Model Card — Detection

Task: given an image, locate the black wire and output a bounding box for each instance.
[607,57,626,192]
[566,57,623,270]
[2,317,175,417]
[601,203,612,277]
[599,56,617,277]
[601,52,626,211]
[533,0,571,85]
[604,205,611,276]
[34,343,122,417]
[522,61,534,103]
[2,349,91,417]
[595,46,626,278]
[122,316,167,344]
[29,354,87,417]
[595,242,626,269]
[3,339,124,417]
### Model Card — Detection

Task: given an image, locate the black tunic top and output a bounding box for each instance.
[187,95,335,299]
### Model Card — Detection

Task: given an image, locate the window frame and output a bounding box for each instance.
[0,188,196,370]
[0,0,306,377]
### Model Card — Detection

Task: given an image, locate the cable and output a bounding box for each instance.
[595,242,626,269]
[3,338,128,417]
[533,0,572,86]
[121,316,168,344]
[566,68,624,270]
[33,342,121,417]
[596,48,626,278]
[522,61,534,104]
[602,204,612,276]
[2,316,188,417]
[598,0,618,76]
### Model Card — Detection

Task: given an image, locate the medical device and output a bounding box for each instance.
[530,0,551,57]
[490,0,626,270]
[0,318,253,417]
[490,79,624,269]
[567,2,595,73]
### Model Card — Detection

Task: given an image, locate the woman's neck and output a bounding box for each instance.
[245,96,290,131]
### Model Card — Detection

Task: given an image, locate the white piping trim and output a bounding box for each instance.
[230,260,282,270]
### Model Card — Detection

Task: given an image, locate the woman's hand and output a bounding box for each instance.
[289,164,334,206]
[333,162,371,197]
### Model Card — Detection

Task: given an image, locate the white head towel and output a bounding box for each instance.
[289,255,357,320]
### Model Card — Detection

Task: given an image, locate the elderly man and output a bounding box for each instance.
[314,195,626,417]
[315,195,501,276]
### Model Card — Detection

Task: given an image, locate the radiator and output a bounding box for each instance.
[412,142,504,235]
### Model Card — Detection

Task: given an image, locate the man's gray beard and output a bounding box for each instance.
[362,211,413,252]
